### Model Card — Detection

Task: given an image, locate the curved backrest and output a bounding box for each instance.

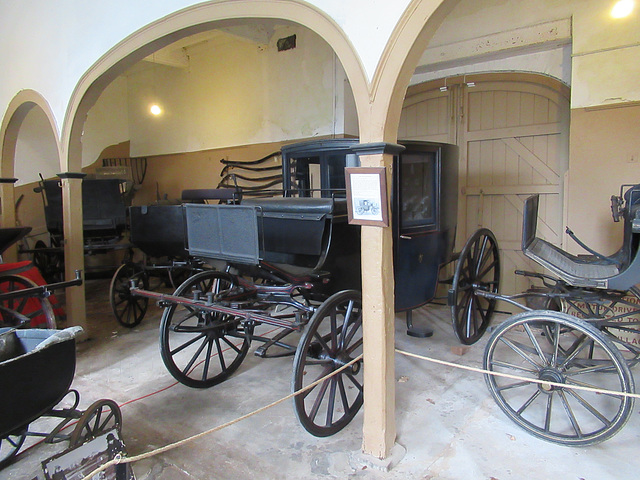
[522,194,540,252]
[181,188,241,204]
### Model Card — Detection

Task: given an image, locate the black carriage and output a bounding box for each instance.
[0,327,122,468]
[480,185,640,446]
[25,177,130,282]
[132,197,363,436]
[127,138,503,438]
[109,188,241,327]
[280,138,500,344]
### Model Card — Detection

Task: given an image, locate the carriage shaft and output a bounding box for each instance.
[0,270,82,302]
[130,286,305,331]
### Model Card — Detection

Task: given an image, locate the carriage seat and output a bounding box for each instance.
[242,197,337,259]
[522,194,620,288]
[0,327,82,364]
[181,188,241,204]
[184,198,340,274]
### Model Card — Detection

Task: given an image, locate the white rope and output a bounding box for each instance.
[80,345,639,478]
[80,354,363,480]
[395,348,640,399]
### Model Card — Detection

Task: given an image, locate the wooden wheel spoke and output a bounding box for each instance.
[325,377,338,426]
[308,377,331,422]
[523,323,550,367]
[477,257,498,281]
[564,388,611,427]
[516,389,542,415]
[557,390,583,438]
[491,360,538,375]
[180,336,209,374]
[202,338,216,381]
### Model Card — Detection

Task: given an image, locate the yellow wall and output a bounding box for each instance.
[567,104,640,254]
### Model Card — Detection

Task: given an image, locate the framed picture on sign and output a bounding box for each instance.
[345,167,389,227]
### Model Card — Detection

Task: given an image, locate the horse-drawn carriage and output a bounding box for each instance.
[24,176,130,283]
[480,185,640,446]
[0,327,122,468]
[23,137,635,446]
[125,139,501,437]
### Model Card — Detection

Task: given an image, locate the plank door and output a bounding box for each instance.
[400,75,570,302]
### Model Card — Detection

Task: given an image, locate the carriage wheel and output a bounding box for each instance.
[160,270,251,388]
[484,310,634,446]
[69,399,123,448]
[450,228,500,344]
[109,262,149,328]
[559,286,640,367]
[0,429,27,469]
[33,239,64,284]
[292,290,364,437]
[0,274,56,329]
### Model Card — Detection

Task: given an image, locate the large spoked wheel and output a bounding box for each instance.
[484,310,634,446]
[33,239,64,284]
[160,270,251,388]
[109,262,149,328]
[560,286,640,367]
[0,429,27,469]
[292,290,364,437]
[69,399,123,448]
[450,228,500,344]
[0,274,56,329]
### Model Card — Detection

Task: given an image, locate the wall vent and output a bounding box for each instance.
[277,35,296,52]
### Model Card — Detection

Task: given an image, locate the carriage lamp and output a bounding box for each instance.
[611,0,634,18]
[150,104,162,116]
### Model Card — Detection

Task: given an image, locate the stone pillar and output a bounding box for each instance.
[59,173,88,334]
[351,142,404,459]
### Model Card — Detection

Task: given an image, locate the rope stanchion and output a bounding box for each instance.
[80,353,363,480]
[395,348,640,400]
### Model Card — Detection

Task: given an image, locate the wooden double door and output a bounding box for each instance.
[399,73,570,299]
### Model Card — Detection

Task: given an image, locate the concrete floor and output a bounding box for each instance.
[4,278,640,480]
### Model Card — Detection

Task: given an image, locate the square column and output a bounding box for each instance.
[352,142,404,459]
[59,173,88,334]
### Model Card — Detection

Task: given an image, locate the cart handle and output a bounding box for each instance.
[0,270,82,302]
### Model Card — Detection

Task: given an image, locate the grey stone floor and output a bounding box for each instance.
[3,279,640,479]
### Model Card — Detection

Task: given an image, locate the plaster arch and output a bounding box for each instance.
[0,91,61,261]
[1,90,62,179]
[364,0,454,144]
[61,0,372,173]
[52,0,377,334]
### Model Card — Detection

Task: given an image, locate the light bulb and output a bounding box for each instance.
[150,104,162,116]
[612,0,634,18]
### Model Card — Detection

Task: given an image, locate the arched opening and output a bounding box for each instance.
[44,3,369,340]
[1,92,61,262]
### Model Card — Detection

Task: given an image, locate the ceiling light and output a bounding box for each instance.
[150,104,162,116]
[611,0,634,18]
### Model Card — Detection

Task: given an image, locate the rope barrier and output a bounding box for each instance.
[80,343,639,479]
[395,348,640,400]
[80,353,363,480]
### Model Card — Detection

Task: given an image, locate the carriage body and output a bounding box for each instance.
[481,183,640,447]
[280,138,459,312]
[129,205,188,259]
[41,178,127,245]
[0,328,77,438]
